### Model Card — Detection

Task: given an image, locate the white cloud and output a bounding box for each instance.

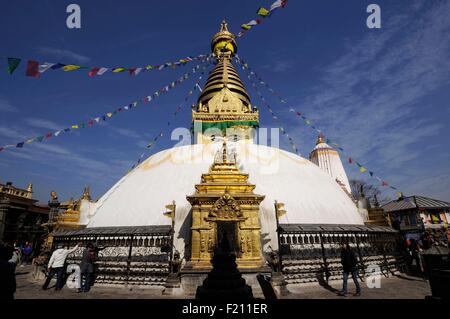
[0,99,19,113]
[23,118,63,131]
[36,47,91,64]
[108,126,142,139]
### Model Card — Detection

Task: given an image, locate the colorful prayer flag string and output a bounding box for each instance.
[238,0,288,38]
[236,58,300,155]
[128,65,210,171]
[235,55,402,194]
[0,55,213,153]
[3,53,209,77]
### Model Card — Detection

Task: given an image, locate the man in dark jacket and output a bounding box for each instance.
[0,245,16,299]
[338,242,361,297]
[79,243,104,292]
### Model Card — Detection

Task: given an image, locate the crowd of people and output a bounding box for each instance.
[0,241,104,299]
[403,230,448,275]
[41,242,104,293]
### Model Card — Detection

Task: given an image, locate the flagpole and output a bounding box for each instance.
[274,200,282,272]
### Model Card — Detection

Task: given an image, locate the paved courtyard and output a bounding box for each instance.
[14,265,431,299]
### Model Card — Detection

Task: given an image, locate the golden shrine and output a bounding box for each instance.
[52,187,91,230]
[186,141,265,269]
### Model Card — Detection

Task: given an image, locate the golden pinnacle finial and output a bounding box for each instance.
[27,182,33,192]
[50,191,58,200]
[82,186,91,200]
[211,20,237,56]
[316,133,325,145]
[220,20,229,32]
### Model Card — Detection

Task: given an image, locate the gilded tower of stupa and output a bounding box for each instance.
[193,21,259,144]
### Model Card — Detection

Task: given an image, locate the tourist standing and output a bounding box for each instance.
[338,242,361,297]
[0,244,16,299]
[80,243,104,292]
[42,242,80,291]
[21,242,33,266]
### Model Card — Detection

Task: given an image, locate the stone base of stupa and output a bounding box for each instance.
[162,273,184,296]
[271,272,290,298]
[180,262,271,298]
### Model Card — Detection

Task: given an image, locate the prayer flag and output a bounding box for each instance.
[36,136,44,142]
[112,67,126,73]
[26,60,40,78]
[241,24,251,30]
[71,125,79,129]
[270,0,288,11]
[106,112,113,118]
[16,142,24,148]
[129,68,143,76]
[359,166,367,173]
[97,67,108,75]
[88,67,100,77]
[51,63,65,70]
[246,20,259,27]
[45,133,53,138]
[7,58,21,74]
[38,62,55,74]
[63,65,81,71]
[382,181,389,187]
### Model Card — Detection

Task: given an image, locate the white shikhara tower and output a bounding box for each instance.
[309,134,352,195]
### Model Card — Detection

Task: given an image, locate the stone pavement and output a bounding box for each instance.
[14,265,431,299]
[284,274,431,299]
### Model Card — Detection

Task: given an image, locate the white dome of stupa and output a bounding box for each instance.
[83,141,363,256]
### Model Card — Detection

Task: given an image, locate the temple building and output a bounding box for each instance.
[0,181,49,248]
[309,134,351,196]
[52,21,401,293]
[382,195,450,242]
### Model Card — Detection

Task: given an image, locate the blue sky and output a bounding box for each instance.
[0,0,449,203]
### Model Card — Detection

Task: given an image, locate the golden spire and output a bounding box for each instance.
[192,21,259,143]
[195,22,255,114]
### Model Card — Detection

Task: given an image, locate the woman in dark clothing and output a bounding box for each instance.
[338,242,361,297]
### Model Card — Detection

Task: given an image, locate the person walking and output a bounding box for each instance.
[338,242,362,297]
[42,242,80,291]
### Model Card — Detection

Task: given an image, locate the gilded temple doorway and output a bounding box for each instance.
[216,221,238,253]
